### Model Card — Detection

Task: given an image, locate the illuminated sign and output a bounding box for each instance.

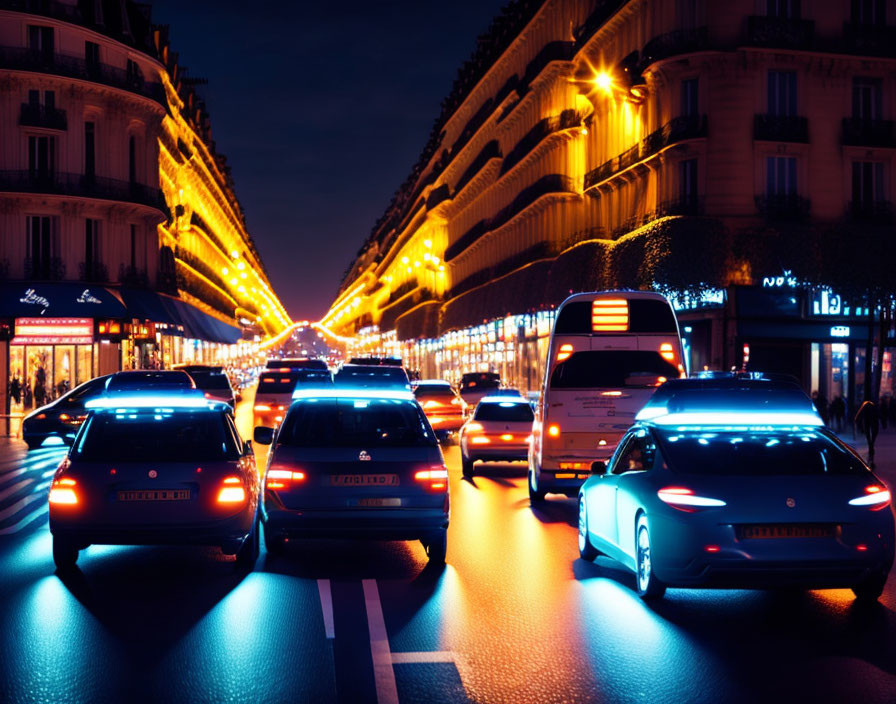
[12,318,93,345]
[663,288,725,311]
[77,289,102,304]
[592,299,629,332]
[811,289,868,318]
[831,326,850,338]
[762,270,798,288]
[19,288,50,313]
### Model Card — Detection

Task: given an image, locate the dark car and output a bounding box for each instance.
[49,391,260,571]
[254,388,449,563]
[459,372,501,406]
[334,364,410,390]
[266,358,329,371]
[348,356,403,367]
[186,369,236,409]
[21,375,111,450]
[105,370,195,391]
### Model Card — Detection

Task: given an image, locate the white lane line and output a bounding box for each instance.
[0,504,48,535]
[391,651,456,664]
[317,579,335,639]
[0,478,33,502]
[362,578,399,704]
[0,493,42,521]
[0,468,27,486]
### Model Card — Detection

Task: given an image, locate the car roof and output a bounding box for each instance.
[85,389,228,412]
[291,388,416,401]
[106,370,195,388]
[173,364,223,373]
[414,379,451,386]
[478,395,531,405]
[636,377,823,427]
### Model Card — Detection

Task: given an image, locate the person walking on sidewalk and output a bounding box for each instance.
[830,395,846,432]
[855,400,881,468]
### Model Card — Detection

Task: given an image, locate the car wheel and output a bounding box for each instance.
[578,496,599,561]
[461,454,474,478]
[423,530,447,564]
[528,466,546,504]
[236,514,260,570]
[52,535,79,571]
[635,516,666,600]
[263,525,286,555]
[852,573,887,602]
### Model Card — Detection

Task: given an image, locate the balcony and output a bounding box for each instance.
[754,114,808,143]
[24,256,65,281]
[640,27,709,69]
[843,22,896,57]
[746,15,815,50]
[841,118,896,148]
[0,46,165,106]
[0,171,168,214]
[19,102,67,130]
[848,200,893,224]
[78,261,108,283]
[755,193,810,220]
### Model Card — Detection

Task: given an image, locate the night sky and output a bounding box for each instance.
[149,0,509,323]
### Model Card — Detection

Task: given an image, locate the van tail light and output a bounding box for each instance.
[266,468,306,489]
[254,404,271,412]
[217,476,247,504]
[556,344,574,362]
[415,467,449,492]
[659,343,676,362]
[657,487,726,512]
[849,485,891,510]
[547,424,561,437]
[49,477,78,505]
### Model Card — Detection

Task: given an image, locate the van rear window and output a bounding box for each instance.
[550,351,679,389]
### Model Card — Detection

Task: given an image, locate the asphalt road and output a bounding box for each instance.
[0,391,895,703]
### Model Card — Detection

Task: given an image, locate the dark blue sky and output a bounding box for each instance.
[149,0,508,322]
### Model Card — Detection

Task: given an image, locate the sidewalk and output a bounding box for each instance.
[834,425,896,486]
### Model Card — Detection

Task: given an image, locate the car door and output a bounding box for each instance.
[614,429,658,562]
[586,432,635,552]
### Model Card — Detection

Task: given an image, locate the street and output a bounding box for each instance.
[1,391,895,704]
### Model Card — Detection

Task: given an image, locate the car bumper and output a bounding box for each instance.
[263,507,449,541]
[467,445,529,463]
[536,469,592,495]
[426,415,465,432]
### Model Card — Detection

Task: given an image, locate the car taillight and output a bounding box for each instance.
[547,424,561,437]
[415,467,448,492]
[423,400,442,409]
[49,477,78,505]
[466,423,483,433]
[659,342,676,362]
[657,487,726,512]
[266,468,306,489]
[254,404,271,412]
[471,436,490,445]
[849,485,891,510]
[216,476,246,504]
[556,344,574,362]
[35,413,47,420]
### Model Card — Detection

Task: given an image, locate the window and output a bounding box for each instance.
[26,215,53,278]
[28,135,56,179]
[852,161,885,207]
[27,25,53,58]
[681,78,698,118]
[766,156,797,195]
[767,0,800,18]
[853,78,882,121]
[852,0,886,25]
[611,432,657,475]
[768,71,797,116]
[85,219,100,271]
[549,351,679,389]
[84,121,95,178]
[679,158,698,203]
[128,135,136,184]
[474,402,534,423]
[85,41,99,75]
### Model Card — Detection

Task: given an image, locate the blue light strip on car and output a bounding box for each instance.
[85,394,212,410]
[638,410,824,427]
[291,388,416,401]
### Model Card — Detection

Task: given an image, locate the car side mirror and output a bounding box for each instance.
[253,426,274,445]
[591,460,607,476]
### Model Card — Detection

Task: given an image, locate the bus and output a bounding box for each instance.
[528,291,685,502]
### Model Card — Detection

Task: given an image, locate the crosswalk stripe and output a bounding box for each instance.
[0,493,42,522]
[0,468,27,488]
[0,478,33,502]
[0,504,48,535]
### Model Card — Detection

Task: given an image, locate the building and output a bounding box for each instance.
[0,0,290,424]
[324,0,896,410]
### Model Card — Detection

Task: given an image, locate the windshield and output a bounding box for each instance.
[656,429,869,476]
[258,373,299,395]
[550,351,679,389]
[278,398,436,447]
[474,402,534,422]
[74,411,239,462]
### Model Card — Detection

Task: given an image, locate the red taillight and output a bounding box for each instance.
[704,545,721,553]
[659,342,676,362]
[254,404,271,412]
[49,477,78,505]
[556,344,574,362]
[415,467,449,492]
[217,476,246,504]
[465,423,483,433]
[657,487,726,512]
[849,485,891,510]
[266,468,305,490]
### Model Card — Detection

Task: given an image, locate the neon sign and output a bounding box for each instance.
[12,318,93,345]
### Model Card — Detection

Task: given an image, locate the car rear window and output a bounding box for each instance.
[278,398,436,447]
[656,429,869,476]
[474,402,534,422]
[334,367,410,388]
[189,372,232,390]
[461,373,499,390]
[414,385,455,398]
[74,411,239,462]
[550,351,679,389]
[257,373,299,394]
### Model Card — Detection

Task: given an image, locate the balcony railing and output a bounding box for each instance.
[755,193,810,220]
[640,27,710,69]
[754,114,809,143]
[841,118,896,148]
[0,46,165,106]
[78,261,108,283]
[0,171,168,213]
[746,15,815,50]
[24,256,65,281]
[843,22,896,57]
[19,102,67,130]
[848,200,893,224]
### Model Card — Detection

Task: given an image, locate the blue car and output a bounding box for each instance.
[577,377,894,601]
[22,374,111,449]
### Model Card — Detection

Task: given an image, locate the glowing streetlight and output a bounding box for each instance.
[595,72,613,94]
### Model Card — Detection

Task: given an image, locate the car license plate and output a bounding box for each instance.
[358,498,402,507]
[739,524,835,539]
[118,489,190,501]
[331,474,399,487]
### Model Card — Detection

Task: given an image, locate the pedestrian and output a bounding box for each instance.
[830,395,846,433]
[8,375,21,405]
[855,400,880,468]
[815,392,829,426]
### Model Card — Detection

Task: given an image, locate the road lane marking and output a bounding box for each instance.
[0,468,27,486]
[317,579,335,639]
[0,493,42,521]
[391,651,456,664]
[362,579,399,704]
[0,504,47,535]
[0,478,34,502]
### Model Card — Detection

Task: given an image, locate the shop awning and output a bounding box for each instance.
[0,282,127,318]
[118,288,181,326]
[163,297,242,344]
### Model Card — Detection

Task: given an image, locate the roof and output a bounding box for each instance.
[85,390,227,411]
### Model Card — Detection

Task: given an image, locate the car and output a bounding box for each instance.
[413,380,467,441]
[21,374,111,449]
[488,388,524,398]
[48,391,260,571]
[577,377,895,601]
[105,370,195,391]
[254,387,449,563]
[460,396,534,477]
[266,358,329,371]
[333,363,411,390]
[254,370,303,428]
[459,372,500,406]
[175,365,237,409]
[348,356,403,367]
